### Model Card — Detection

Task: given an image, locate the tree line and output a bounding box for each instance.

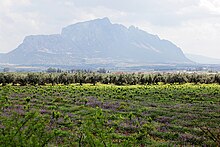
[0,72,220,86]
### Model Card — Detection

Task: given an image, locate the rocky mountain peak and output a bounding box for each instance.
[0,17,192,66]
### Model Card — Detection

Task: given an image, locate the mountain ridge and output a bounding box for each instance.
[0,17,192,66]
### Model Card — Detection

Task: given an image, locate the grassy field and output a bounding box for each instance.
[1,83,220,146]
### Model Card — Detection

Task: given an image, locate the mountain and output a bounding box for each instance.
[186,54,220,64]
[0,17,191,66]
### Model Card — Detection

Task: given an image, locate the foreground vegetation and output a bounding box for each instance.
[1,82,220,146]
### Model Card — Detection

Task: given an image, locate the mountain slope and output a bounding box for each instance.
[186,54,220,64]
[0,18,191,65]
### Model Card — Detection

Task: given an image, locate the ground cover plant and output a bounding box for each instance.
[0,79,220,146]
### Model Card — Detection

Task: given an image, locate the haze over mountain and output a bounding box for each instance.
[186,54,220,64]
[0,53,4,58]
[0,18,192,66]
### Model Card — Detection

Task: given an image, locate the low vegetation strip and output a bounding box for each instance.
[1,83,219,146]
[0,72,220,86]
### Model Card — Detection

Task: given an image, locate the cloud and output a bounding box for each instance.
[0,0,36,52]
[200,0,220,14]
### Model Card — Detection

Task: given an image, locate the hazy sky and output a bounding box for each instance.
[0,0,220,58]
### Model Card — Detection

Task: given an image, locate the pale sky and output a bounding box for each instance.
[0,0,220,58]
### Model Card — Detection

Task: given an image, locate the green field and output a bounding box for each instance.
[1,84,220,146]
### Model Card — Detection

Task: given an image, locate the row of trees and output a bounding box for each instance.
[46,68,109,74]
[0,72,220,86]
